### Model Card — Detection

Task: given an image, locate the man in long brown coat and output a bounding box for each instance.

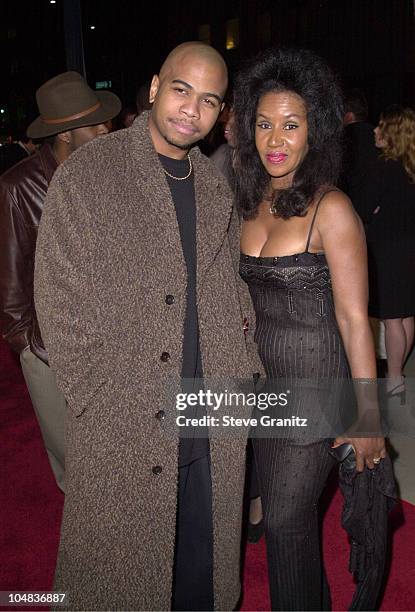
[34,42,261,611]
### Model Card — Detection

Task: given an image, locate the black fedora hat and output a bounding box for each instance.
[27,71,121,138]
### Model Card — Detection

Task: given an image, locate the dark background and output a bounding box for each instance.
[1,0,414,136]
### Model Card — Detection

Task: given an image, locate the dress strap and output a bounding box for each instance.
[305,189,339,253]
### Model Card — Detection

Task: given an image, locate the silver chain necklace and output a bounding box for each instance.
[162,155,193,181]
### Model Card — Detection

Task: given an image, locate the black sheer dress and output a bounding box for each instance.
[239,192,351,611]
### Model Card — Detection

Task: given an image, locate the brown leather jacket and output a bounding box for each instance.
[0,144,57,363]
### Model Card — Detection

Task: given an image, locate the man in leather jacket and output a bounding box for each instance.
[0,72,120,491]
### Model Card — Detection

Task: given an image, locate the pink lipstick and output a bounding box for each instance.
[266,152,288,164]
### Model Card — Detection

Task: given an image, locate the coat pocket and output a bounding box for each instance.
[70,378,110,418]
[57,353,110,418]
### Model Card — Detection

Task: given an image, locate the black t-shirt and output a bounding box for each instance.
[159,153,209,466]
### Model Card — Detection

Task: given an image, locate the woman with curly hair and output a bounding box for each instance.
[234,47,386,610]
[367,106,415,401]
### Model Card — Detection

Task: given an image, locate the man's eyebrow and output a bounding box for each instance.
[172,79,222,104]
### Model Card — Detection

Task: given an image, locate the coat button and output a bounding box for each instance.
[152,465,162,475]
[155,410,165,421]
[165,294,175,305]
[160,351,170,362]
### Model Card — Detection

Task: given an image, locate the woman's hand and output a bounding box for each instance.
[332,436,386,472]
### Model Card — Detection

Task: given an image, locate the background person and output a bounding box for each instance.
[211,107,236,191]
[339,88,380,225]
[135,80,153,115]
[0,129,39,175]
[366,106,415,401]
[0,72,120,492]
[115,104,138,129]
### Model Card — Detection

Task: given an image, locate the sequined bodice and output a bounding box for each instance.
[239,251,349,379]
[240,251,331,291]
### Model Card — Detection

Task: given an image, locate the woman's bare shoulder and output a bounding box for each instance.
[316,187,361,229]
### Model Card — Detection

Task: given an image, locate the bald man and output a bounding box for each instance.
[34,43,261,610]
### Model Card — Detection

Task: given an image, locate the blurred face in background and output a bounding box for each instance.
[224,110,236,148]
[67,123,109,153]
[123,111,137,128]
[374,123,387,148]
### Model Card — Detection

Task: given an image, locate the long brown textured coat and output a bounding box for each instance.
[34,112,262,611]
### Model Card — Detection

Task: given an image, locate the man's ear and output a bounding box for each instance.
[56,130,71,145]
[149,75,159,104]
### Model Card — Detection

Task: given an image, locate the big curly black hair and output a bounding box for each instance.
[233,47,344,219]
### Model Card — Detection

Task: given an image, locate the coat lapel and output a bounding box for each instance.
[128,113,187,291]
[192,148,233,287]
[127,113,233,294]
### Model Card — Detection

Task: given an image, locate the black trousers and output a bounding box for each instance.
[253,438,336,611]
[171,454,214,611]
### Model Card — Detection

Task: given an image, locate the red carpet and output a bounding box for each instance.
[1,337,414,611]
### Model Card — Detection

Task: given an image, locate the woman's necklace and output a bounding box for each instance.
[162,155,193,181]
[266,186,277,215]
